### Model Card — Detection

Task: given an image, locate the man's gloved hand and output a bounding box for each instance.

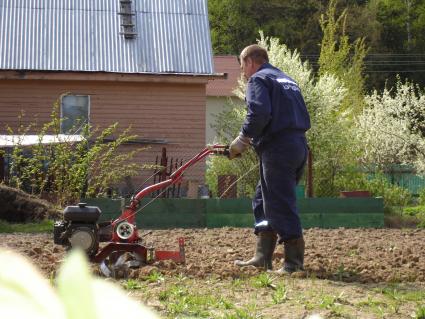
[229,133,251,159]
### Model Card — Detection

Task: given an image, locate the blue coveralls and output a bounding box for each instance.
[241,62,311,242]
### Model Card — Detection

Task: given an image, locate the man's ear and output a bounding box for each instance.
[245,56,252,66]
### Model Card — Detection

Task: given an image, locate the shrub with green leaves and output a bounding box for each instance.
[336,172,412,209]
[419,188,425,206]
[402,206,425,228]
[5,100,144,206]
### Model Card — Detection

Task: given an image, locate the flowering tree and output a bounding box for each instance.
[357,79,425,173]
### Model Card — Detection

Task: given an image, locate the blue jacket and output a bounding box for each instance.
[241,63,311,148]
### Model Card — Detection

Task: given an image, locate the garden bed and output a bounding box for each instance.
[0,227,423,283]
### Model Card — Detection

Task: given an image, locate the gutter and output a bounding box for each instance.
[0,70,226,84]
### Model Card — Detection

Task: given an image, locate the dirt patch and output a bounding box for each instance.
[0,184,60,222]
[142,228,425,283]
[0,228,424,283]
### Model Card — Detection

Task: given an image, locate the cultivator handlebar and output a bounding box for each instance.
[110,144,229,241]
[113,144,228,224]
[130,144,229,209]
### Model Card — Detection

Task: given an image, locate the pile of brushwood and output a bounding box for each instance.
[0,184,59,222]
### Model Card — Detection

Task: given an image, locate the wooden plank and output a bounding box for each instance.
[206,214,254,228]
[206,199,252,214]
[134,199,206,228]
[137,212,205,229]
[83,198,384,229]
[298,197,384,214]
[321,213,384,228]
[300,213,322,228]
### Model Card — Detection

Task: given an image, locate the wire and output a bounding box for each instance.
[219,163,259,199]
[113,187,168,225]
[364,70,425,73]
[301,54,425,57]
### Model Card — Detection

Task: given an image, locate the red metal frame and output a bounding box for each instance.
[93,242,148,263]
[94,145,228,264]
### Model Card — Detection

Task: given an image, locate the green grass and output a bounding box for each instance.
[122,279,143,290]
[222,304,262,319]
[271,283,288,304]
[0,219,54,233]
[415,305,425,319]
[141,270,165,283]
[250,273,276,289]
[125,273,425,319]
[374,284,425,302]
[159,283,235,318]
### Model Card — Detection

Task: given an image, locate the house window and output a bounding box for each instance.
[60,95,90,134]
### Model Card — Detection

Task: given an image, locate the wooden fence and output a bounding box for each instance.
[84,197,384,229]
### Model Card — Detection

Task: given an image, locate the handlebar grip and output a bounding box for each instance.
[212,146,230,157]
[216,149,230,156]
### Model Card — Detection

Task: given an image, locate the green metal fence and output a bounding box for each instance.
[385,173,425,195]
[84,197,384,229]
[367,165,425,195]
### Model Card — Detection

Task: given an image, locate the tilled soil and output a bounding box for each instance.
[1,228,424,283]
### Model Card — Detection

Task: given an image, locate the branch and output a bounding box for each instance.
[378,128,425,159]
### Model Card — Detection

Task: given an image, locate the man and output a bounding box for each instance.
[230,44,310,274]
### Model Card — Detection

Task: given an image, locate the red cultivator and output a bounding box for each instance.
[54,145,228,277]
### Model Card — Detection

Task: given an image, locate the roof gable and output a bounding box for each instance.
[207,56,241,97]
[0,0,213,75]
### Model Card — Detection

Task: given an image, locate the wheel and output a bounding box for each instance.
[68,226,99,257]
[115,221,135,240]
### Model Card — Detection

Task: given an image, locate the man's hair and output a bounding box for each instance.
[240,44,269,65]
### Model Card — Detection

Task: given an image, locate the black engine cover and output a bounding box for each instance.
[63,203,101,223]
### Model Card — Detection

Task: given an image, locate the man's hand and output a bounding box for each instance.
[229,133,251,159]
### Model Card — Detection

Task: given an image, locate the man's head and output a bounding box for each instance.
[239,44,269,79]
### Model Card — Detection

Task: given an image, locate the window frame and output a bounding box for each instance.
[60,94,91,134]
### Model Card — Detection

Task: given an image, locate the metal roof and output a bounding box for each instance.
[0,0,214,74]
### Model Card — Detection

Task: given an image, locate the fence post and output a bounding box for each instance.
[306,148,314,198]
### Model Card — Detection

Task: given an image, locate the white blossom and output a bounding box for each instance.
[357,79,425,173]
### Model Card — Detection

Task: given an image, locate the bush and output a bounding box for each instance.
[366,175,412,208]
[4,100,145,206]
[336,172,412,209]
[418,188,425,205]
[402,206,425,228]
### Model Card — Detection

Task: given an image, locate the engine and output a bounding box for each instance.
[54,203,101,257]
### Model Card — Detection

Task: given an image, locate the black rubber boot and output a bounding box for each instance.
[234,231,277,270]
[276,236,305,274]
